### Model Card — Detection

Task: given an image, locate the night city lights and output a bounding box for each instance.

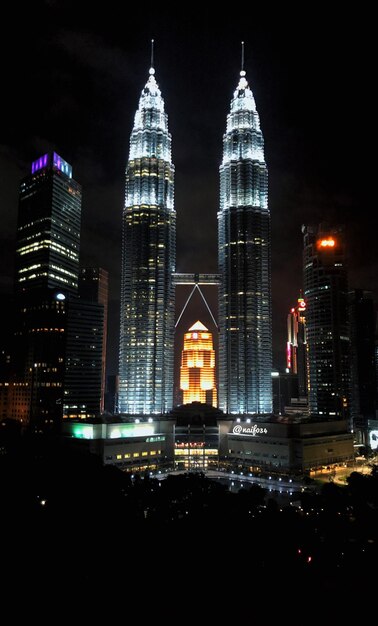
[318,237,336,248]
[0,5,376,605]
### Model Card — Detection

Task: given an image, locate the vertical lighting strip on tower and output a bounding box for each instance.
[119,45,176,414]
[218,44,272,414]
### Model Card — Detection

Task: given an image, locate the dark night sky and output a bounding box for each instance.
[0,2,376,381]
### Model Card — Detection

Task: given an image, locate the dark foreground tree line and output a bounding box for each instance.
[0,433,377,612]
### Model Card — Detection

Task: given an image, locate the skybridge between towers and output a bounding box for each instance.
[173,273,220,286]
[173,273,220,330]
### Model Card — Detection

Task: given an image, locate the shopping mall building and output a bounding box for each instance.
[62,403,354,476]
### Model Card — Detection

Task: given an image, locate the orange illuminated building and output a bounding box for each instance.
[180,321,217,407]
[317,237,336,249]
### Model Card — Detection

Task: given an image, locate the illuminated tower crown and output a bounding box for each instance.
[180,321,217,407]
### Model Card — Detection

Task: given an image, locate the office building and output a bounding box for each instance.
[12,152,82,430]
[104,374,119,414]
[218,61,272,414]
[349,289,376,439]
[15,288,67,430]
[271,370,299,416]
[180,321,217,406]
[79,268,109,412]
[63,295,104,420]
[287,296,308,397]
[119,63,176,415]
[303,224,350,421]
[16,152,81,296]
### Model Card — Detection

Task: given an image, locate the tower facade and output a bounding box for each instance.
[287,296,308,397]
[12,153,82,430]
[79,267,109,412]
[63,296,104,420]
[119,66,176,414]
[16,152,81,296]
[218,67,272,414]
[348,289,376,436]
[303,225,350,420]
[180,321,217,407]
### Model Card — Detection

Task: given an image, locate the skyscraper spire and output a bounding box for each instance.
[218,47,272,415]
[241,40,244,72]
[119,60,176,415]
[150,38,154,70]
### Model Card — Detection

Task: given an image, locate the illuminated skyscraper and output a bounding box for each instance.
[180,321,217,407]
[287,296,308,397]
[303,224,350,420]
[218,58,272,414]
[12,153,82,431]
[16,152,81,296]
[119,62,175,414]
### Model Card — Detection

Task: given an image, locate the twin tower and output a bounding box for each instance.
[119,58,272,416]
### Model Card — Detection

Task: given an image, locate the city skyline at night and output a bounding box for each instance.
[0,6,375,383]
[1,8,377,602]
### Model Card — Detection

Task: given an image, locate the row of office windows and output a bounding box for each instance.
[229,449,288,460]
[111,449,163,461]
